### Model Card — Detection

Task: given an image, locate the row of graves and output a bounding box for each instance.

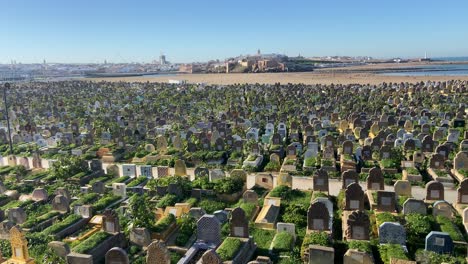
[0,151,467,263]
[0,80,465,263]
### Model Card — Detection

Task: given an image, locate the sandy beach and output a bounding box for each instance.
[84,71,468,85]
[81,61,468,85]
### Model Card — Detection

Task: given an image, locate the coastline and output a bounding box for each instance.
[81,61,468,85]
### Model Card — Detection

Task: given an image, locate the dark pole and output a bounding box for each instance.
[3,82,13,155]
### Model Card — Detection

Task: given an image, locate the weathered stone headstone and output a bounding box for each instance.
[307,201,330,231]
[367,167,384,190]
[197,215,221,246]
[229,207,249,238]
[105,247,129,264]
[403,198,427,215]
[52,195,70,213]
[146,240,170,264]
[379,222,406,245]
[346,211,370,240]
[345,183,364,211]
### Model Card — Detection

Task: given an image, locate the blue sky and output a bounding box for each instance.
[1,0,467,63]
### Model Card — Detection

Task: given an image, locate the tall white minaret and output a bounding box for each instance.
[424,51,427,59]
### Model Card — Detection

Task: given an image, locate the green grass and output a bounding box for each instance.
[127,176,147,187]
[272,232,294,252]
[348,240,372,253]
[376,212,398,226]
[216,237,243,261]
[43,214,82,235]
[436,215,465,241]
[152,214,176,233]
[378,244,409,264]
[92,195,120,211]
[73,231,110,254]
[251,228,275,255]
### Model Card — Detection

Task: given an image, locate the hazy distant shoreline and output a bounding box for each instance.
[78,60,468,85]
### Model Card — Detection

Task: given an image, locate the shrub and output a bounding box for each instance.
[152,214,176,233]
[415,249,466,264]
[73,231,110,254]
[376,212,398,226]
[213,176,244,194]
[272,232,294,252]
[348,241,372,253]
[109,176,130,184]
[378,244,409,264]
[264,160,280,172]
[191,176,214,190]
[198,199,226,214]
[175,215,196,246]
[301,231,330,252]
[216,237,242,261]
[157,194,179,208]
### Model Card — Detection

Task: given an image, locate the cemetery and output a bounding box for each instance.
[0,79,465,263]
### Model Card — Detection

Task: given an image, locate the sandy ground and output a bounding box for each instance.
[84,72,468,85]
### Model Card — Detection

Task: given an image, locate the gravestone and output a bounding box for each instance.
[229,207,249,238]
[346,211,370,240]
[146,240,170,264]
[343,249,373,264]
[213,210,228,224]
[342,141,354,155]
[48,241,70,258]
[242,190,258,204]
[276,222,296,239]
[342,170,359,189]
[31,188,48,201]
[307,202,330,231]
[209,169,225,182]
[174,159,187,176]
[200,249,222,264]
[92,181,105,194]
[376,191,396,212]
[188,208,206,220]
[74,205,93,218]
[403,198,427,215]
[129,228,151,247]
[308,245,334,264]
[425,231,453,254]
[345,183,364,211]
[112,183,126,197]
[197,215,221,246]
[313,169,329,193]
[157,166,169,178]
[425,181,444,200]
[105,247,129,264]
[139,165,153,178]
[379,222,406,245]
[106,165,119,176]
[394,180,412,197]
[367,167,384,190]
[457,178,468,204]
[194,167,209,178]
[429,154,445,169]
[52,195,70,213]
[8,208,27,224]
[102,209,120,234]
[432,201,454,219]
[122,164,136,177]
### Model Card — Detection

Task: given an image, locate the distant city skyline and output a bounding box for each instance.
[1,0,468,64]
